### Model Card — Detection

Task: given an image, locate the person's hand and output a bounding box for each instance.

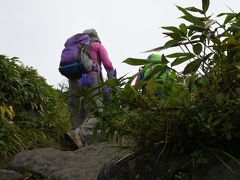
[107,68,117,79]
[81,74,95,88]
[81,74,88,87]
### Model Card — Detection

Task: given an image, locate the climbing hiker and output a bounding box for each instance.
[135,53,171,96]
[59,29,116,148]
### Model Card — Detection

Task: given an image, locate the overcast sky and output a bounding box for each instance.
[0,0,238,87]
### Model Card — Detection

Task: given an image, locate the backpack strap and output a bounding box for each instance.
[87,41,102,71]
[88,41,104,81]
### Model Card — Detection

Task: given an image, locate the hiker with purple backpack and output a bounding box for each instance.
[59,29,116,148]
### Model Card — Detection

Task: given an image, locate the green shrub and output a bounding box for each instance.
[94,0,240,170]
[0,55,70,157]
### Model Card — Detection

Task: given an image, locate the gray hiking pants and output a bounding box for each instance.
[68,71,102,143]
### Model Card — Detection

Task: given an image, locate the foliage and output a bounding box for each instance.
[0,55,70,157]
[90,0,240,170]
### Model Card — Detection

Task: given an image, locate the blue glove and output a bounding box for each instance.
[107,68,117,79]
[81,74,88,87]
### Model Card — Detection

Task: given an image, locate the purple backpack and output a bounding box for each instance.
[59,33,94,79]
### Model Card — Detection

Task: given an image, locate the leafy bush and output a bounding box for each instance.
[93,0,240,170]
[0,55,70,157]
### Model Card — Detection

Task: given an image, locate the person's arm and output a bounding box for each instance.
[96,42,113,71]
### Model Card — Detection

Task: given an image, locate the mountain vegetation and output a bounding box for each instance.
[94,0,240,172]
[1,0,240,177]
[0,55,70,158]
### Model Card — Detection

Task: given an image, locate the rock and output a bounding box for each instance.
[98,151,240,180]
[8,143,129,180]
[8,142,240,180]
[97,152,192,180]
[0,169,23,180]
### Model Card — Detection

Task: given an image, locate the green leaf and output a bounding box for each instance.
[166,52,194,58]
[188,29,195,37]
[164,39,180,47]
[232,25,240,31]
[217,13,229,17]
[202,0,210,13]
[214,154,234,173]
[162,26,186,37]
[221,151,240,166]
[191,35,201,40]
[203,52,213,62]
[211,37,221,45]
[211,119,221,127]
[224,13,236,24]
[177,5,205,27]
[183,59,202,74]
[161,54,169,64]
[186,7,204,14]
[123,58,151,66]
[179,23,188,35]
[188,25,206,32]
[145,41,180,52]
[192,43,202,55]
[171,56,194,67]
[144,45,168,53]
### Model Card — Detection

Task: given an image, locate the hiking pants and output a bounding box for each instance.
[68,71,102,143]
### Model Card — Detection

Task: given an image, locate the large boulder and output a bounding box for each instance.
[97,151,240,180]
[8,142,240,180]
[8,143,129,180]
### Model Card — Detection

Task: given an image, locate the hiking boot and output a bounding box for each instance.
[65,129,84,148]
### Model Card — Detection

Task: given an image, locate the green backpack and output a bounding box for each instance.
[143,54,170,81]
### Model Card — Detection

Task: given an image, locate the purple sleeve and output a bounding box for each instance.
[93,42,113,71]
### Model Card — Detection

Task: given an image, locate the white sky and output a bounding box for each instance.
[0,0,238,87]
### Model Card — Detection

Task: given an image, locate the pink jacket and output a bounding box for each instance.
[90,42,113,72]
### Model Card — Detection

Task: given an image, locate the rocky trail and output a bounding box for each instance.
[1,142,240,180]
[0,143,129,180]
